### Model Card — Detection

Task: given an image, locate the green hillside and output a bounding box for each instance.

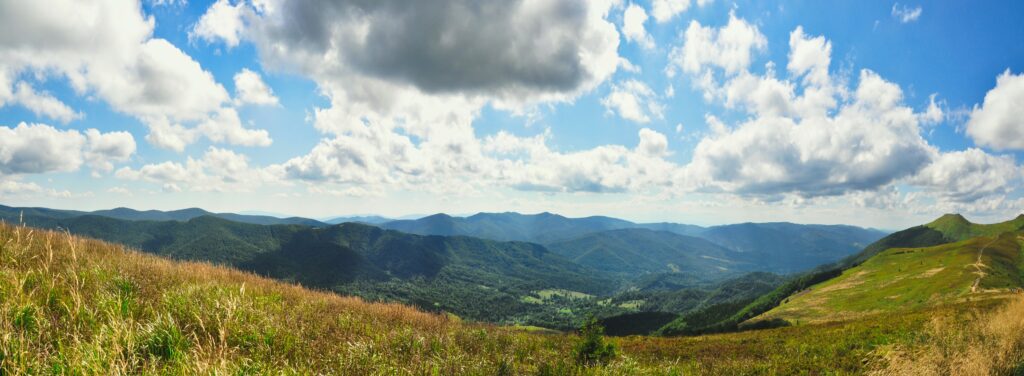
[756,231,1024,324]
[657,214,1024,335]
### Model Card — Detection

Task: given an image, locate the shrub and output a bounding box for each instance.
[573,316,616,367]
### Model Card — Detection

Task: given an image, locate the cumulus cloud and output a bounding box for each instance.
[0,123,135,175]
[190,0,248,48]
[241,0,620,103]
[891,3,922,23]
[199,0,629,195]
[622,3,655,49]
[116,146,273,192]
[84,129,136,172]
[0,179,77,199]
[669,12,767,76]
[651,0,712,23]
[0,0,270,152]
[912,148,1020,202]
[197,107,272,147]
[10,82,82,123]
[233,68,279,106]
[601,79,664,123]
[966,70,1024,150]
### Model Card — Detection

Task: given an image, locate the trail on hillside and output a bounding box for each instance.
[970,238,999,293]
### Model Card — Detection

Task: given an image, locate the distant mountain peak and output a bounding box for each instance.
[929,213,969,225]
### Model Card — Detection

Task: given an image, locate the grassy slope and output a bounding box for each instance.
[2,223,1022,374]
[758,232,1023,324]
[674,214,1024,334]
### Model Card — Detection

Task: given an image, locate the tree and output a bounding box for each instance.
[573,316,616,366]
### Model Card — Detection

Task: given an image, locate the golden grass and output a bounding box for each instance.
[870,294,1024,375]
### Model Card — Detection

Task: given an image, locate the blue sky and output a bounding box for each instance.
[0,0,1021,229]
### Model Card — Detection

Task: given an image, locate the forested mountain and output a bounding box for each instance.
[381,212,887,272]
[546,228,752,277]
[697,222,888,273]
[380,212,640,243]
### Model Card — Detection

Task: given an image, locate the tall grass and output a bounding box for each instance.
[871,293,1024,375]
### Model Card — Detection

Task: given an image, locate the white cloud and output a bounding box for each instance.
[0,1,276,153]
[0,122,135,175]
[601,79,664,123]
[11,82,81,123]
[670,12,767,76]
[787,26,831,87]
[144,119,198,152]
[233,68,279,106]
[0,123,85,175]
[722,70,797,117]
[966,70,1024,150]
[116,146,273,192]
[637,128,670,157]
[0,179,76,199]
[891,3,922,23]
[912,148,1020,202]
[622,3,655,49]
[190,0,248,48]
[919,93,944,125]
[652,0,690,23]
[651,0,711,23]
[197,107,272,147]
[85,129,136,172]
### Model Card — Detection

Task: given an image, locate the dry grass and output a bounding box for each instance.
[871,294,1024,375]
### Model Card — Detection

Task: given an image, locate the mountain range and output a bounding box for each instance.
[0,203,887,328]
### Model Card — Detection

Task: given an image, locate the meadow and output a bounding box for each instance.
[2,222,1022,375]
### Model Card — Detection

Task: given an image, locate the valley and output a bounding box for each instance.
[1,209,1023,374]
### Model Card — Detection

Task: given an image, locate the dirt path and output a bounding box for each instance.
[970,238,1000,293]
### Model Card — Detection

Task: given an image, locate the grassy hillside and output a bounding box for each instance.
[757,231,1024,324]
[656,214,1024,336]
[2,223,1023,374]
[0,213,619,328]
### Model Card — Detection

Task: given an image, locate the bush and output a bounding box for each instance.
[573,316,616,367]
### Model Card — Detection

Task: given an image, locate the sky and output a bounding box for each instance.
[0,0,1022,229]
